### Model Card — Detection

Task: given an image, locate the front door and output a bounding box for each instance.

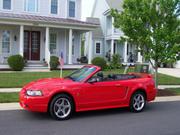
[24,31,40,61]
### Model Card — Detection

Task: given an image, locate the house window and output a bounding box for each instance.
[51,0,58,14]
[24,0,38,12]
[95,42,101,54]
[69,0,75,17]
[2,31,10,53]
[3,0,11,10]
[50,33,57,54]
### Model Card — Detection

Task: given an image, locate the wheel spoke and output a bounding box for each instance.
[133,94,145,111]
[60,99,65,106]
[53,97,71,119]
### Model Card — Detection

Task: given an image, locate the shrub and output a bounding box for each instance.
[91,57,107,70]
[50,56,59,70]
[8,55,25,71]
[110,54,122,69]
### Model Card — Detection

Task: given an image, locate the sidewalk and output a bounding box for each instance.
[0,96,180,111]
[0,85,180,93]
[158,68,180,78]
[158,85,180,89]
[0,88,21,93]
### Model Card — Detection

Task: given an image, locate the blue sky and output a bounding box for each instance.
[82,0,95,20]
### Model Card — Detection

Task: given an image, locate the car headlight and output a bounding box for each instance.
[26,90,43,96]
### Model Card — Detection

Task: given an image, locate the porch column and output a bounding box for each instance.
[68,29,73,64]
[111,39,114,57]
[124,41,128,63]
[45,27,50,67]
[88,31,93,64]
[19,25,24,57]
[137,47,143,63]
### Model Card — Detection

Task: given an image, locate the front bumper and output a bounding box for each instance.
[19,89,49,112]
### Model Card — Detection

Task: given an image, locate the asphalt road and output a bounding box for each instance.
[0,101,180,135]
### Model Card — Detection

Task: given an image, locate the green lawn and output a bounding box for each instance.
[0,92,19,103]
[0,70,72,88]
[158,73,180,85]
[170,88,180,95]
[0,69,179,88]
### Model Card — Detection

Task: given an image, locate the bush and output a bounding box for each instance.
[91,57,107,70]
[50,56,59,70]
[109,54,122,69]
[8,55,25,71]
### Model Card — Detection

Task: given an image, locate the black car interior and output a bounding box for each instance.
[94,72,139,82]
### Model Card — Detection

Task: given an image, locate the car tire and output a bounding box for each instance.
[130,91,146,113]
[49,94,74,120]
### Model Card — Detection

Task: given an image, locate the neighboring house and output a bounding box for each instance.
[85,0,142,65]
[0,0,99,70]
[86,0,180,68]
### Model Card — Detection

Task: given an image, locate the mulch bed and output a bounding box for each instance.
[157,89,177,97]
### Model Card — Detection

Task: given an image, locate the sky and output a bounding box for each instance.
[81,0,95,20]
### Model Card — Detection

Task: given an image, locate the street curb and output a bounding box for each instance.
[0,103,22,111]
[0,96,180,111]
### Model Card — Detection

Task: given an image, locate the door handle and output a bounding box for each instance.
[115,84,121,87]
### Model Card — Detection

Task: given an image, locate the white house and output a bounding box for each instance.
[86,0,180,68]
[0,0,99,70]
[85,0,143,65]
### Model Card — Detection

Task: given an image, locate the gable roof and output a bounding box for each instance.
[86,17,104,38]
[106,0,123,10]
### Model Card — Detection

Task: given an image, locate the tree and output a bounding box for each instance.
[111,0,180,87]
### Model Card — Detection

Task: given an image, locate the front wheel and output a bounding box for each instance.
[49,94,74,120]
[130,91,146,112]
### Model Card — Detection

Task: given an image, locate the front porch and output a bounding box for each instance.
[0,13,98,71]
[106,39,143,65]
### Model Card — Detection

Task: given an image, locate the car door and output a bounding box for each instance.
[78,80,128,110]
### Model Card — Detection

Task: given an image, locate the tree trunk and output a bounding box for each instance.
[154,65,158,89]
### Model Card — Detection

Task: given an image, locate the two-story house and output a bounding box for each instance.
[0,0,98,70]
[87,0,180,68]
[85,0,144,65]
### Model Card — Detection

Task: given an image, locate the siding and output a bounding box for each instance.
[0,0,82,19]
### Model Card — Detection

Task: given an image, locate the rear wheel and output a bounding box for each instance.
[49,94,74,120]
[130,91,146,112]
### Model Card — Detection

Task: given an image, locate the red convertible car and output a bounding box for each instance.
[20,65,157,120]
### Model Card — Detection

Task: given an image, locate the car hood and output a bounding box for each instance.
[24,78,74,90]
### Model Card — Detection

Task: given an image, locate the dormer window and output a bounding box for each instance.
[3,0,11,10]
[68,0,76,18]
[51,0,58,14]
[24,0,39,12]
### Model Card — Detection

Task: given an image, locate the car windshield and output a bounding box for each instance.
[66,67,96,82]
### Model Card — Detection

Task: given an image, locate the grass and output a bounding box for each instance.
[0,92,19,103]
[158,73,180,85]
[170,88,180,95]
[0,70,72,88]
[0,68,179,88]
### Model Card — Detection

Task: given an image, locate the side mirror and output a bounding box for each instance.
[88,77,97,83]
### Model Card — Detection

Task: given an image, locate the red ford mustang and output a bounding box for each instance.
[20,65,157,120]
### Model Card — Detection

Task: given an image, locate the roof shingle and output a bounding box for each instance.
[0,12,99,27]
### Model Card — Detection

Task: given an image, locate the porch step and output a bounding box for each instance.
[23,67,49,72]
[25,63,47,67]
[24,63,49,72]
